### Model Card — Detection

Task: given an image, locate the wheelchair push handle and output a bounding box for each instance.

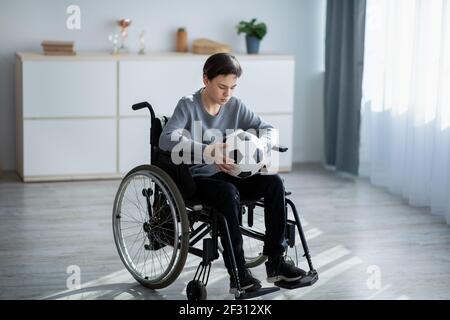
[132,101,155,119]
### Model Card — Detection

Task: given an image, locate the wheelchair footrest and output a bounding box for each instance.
[274,270,319,289]
[235,287,280,300]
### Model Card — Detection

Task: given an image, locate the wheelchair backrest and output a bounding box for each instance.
[150,115,170,165]
[132,101,196,200]
[150,113,197,201]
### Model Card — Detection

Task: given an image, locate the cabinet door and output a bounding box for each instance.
[23,119,116,176]
[260,114,293,171]
[119,118,151,173]
[120,60,204,117]
[23,61,116,118]
[234,60,295,114]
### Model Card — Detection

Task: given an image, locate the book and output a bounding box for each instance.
[42,46,75,52]
[44,51,77,56]
[41,40,75,47]
[41,40,76,56]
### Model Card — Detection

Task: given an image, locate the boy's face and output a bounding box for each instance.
[203,74,238,105]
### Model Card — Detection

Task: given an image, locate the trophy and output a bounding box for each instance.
[108,33,120,55]
[138,30,146,55]
[117,18,132,54]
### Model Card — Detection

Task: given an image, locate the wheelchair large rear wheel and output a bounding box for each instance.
[112,165,189,289]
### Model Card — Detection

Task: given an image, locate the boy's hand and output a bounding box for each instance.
[216,162,237,174]
[204,143,236,173]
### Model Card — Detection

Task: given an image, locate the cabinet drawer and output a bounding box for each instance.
[234,60,295,114]
[120,59,294,116]
[119,118,151,173]
[23,119,116,176]
[120,60,204,116]
[23,61,116,118]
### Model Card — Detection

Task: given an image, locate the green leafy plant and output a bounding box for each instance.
[236,18,267,40]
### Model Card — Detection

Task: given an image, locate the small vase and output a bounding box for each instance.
[245,35,260,54]
[176,27,188,53]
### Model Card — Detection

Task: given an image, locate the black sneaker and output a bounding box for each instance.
[229,268,262,294]
[266,256,307,283]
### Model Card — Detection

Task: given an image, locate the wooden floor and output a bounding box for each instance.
[1,163,449,300]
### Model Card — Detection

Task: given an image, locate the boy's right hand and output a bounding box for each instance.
[204,143,236,174]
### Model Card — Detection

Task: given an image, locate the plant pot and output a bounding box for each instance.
[245,35,260,54]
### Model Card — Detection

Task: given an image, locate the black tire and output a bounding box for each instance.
[186,280,207,300]
[112,164,189,289]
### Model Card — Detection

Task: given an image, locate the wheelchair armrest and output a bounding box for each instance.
[272,144,288,153]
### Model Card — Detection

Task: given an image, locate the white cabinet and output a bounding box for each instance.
[16,52,295,181]
[16,54,118,181]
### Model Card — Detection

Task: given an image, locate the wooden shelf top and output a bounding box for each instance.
[16,51,295,61]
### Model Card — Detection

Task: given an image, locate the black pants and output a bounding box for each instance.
[193,172,287,271]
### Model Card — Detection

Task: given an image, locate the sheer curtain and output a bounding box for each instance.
[360,0,450,224]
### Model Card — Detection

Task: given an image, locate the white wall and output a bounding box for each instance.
[0,0,326,171]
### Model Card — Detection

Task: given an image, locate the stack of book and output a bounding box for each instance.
[41,41,76,56]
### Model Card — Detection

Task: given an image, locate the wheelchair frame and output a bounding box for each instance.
[112,102,318,300]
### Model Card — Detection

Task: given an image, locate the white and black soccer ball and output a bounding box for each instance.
[225,129,268,178]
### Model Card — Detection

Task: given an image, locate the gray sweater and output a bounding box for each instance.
[159,88,274,177]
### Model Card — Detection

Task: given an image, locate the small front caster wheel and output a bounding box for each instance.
[186,280,207,300]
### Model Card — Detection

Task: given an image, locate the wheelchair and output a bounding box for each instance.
[112,102,318,300]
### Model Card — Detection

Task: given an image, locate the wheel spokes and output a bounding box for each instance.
[115,171,180,283]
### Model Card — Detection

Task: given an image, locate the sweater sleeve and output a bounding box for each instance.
[158,99,207,163]
[238,101,278,151]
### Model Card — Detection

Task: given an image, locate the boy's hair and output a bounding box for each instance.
[203,53,242,80]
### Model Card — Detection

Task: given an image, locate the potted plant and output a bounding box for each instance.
[236,18,267,54]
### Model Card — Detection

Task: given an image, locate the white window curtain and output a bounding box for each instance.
[360,0,450,224]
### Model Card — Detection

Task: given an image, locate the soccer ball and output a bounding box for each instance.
[224,129,268,178]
